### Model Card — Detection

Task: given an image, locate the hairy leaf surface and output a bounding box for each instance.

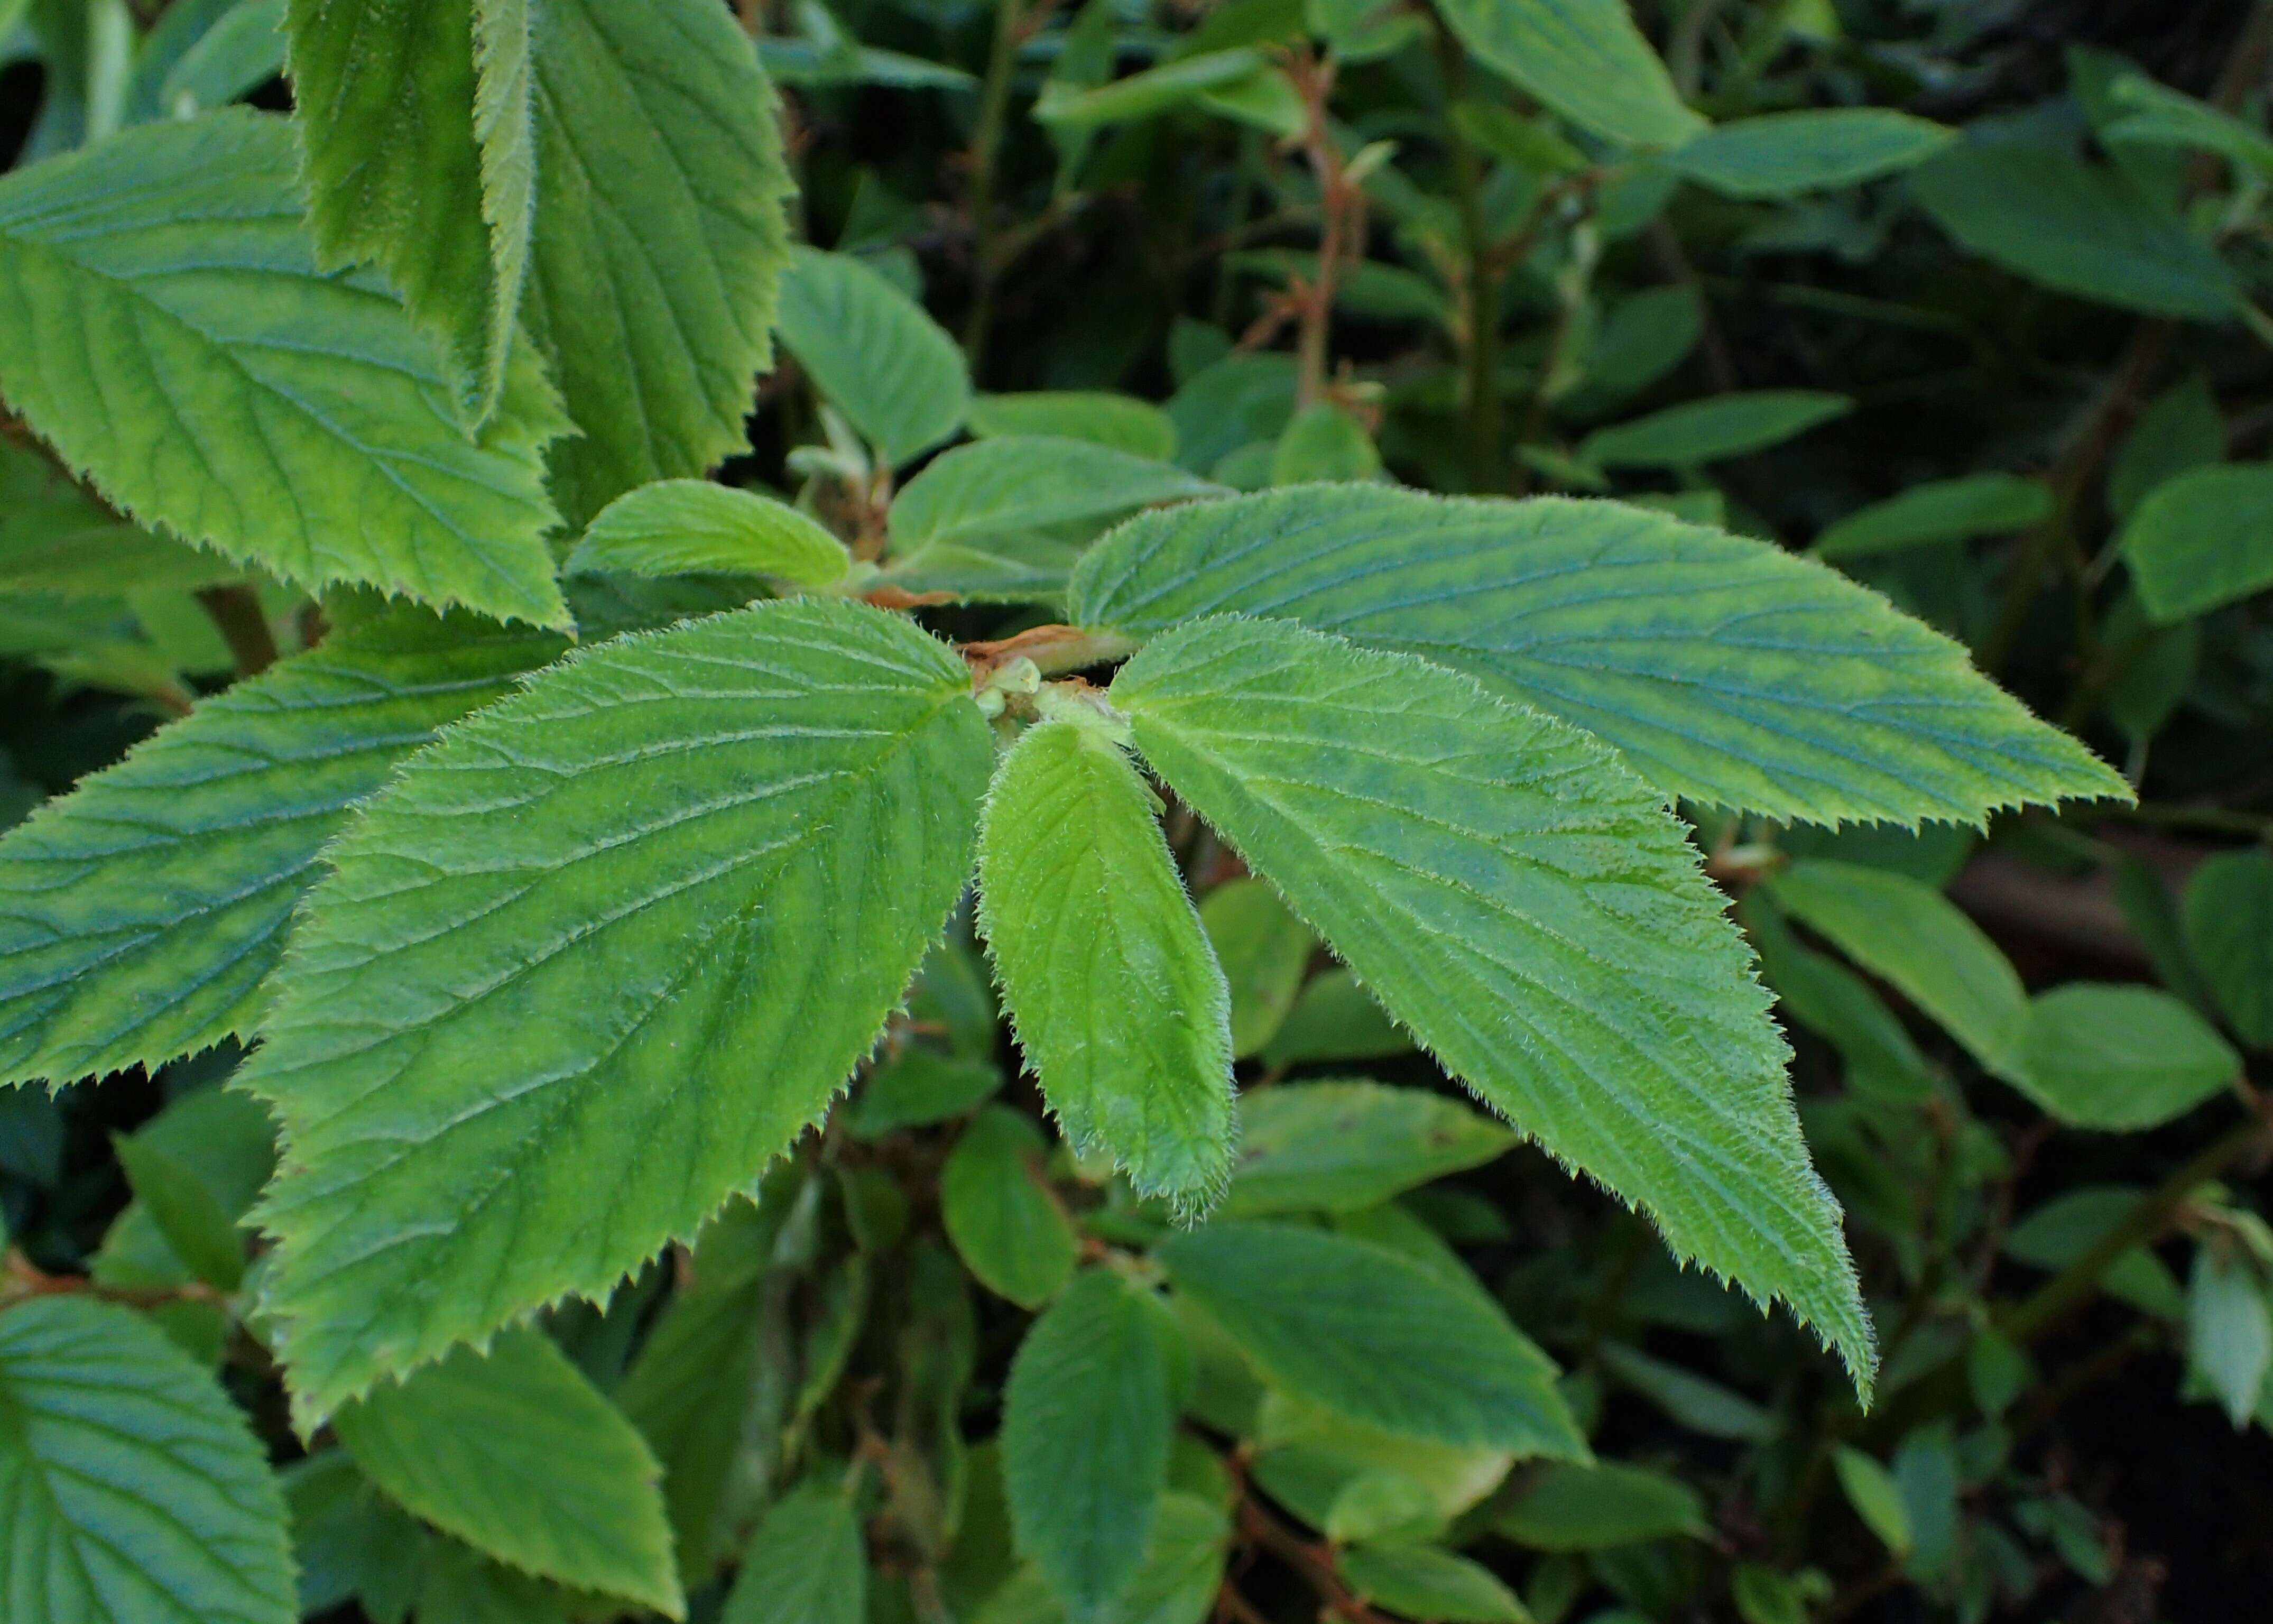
[246,599,993,1423]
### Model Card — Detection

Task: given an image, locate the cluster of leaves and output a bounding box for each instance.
[0,2,2269,1623]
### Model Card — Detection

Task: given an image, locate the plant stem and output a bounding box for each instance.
[1287,49,1354,412]
[1432,20,1500,491]
[962,0,1029,372]
[196,584,279,678]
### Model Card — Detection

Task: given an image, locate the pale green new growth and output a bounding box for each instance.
[1072,487,2129,827]
[978,716,1236,1211]
[0,1297,297,1624]
[245,598,994,1423]
[0,601,562,1091]
[567,479,854,588]
[0,110,571,628]
[1112,615,1877,1394]
[334,1327,682,1617]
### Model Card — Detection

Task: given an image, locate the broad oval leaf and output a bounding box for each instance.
[0,442,237,598]
[0,109,570,627]
[1579,391,1852,468]
[567,479,853,587]
[1112,616,1873,1390]
[777,247,970,467]
[1493,1460,1707,1551]
[720,1481,867,1624]
[1667,109,1953,199]
[0,600,563,1090]
[245,598,994,1423]
[2183,849,2273,1046]
[1158,1221,1587,1454]
[978,716,1235,1209]
[1814,472,2050,561]
[1226,1079,1513,1217]
[889,437,1223,558]
[334,1326,681,1617]
[969,392,1177,460]
[2118,462,2273,623]
[1337,1545,1525,1624]
[941,1106,1080,1309]
[1071,489,2125,838]
[0,1296,297,1624]
[2015,984,2238,1131]
[1430,0,1701,150]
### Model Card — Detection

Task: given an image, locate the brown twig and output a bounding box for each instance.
[195,583,279,678]
[1281,48,1363,412]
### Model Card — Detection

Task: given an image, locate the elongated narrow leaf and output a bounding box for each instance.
[1667,109,1952,199]
[2119,462,2273,623]
[1495,1460,1706,1551]
[1338,1546,1525,1624]
[567,479,854,587]
[1160,1222,1586,1454]
[1581,391,1852,467]
[1226,1080,1513,1217]
[721,1481,866,1624]
[524,0,795,521]
[978,716,1235,1208]
[287,0,533,419]
[1814,473,2050,560]
[245,599,994,1423]
[0,600,562,1090]
[1072,488,2125,828]
[1002,1270,1178,1620]
[0,110,570,626]
[0,1296,297,1624]
[1113,616,1873,1389]
[777,247,969,467]
[335,1327,680,1616]
[1431,0,1700,150]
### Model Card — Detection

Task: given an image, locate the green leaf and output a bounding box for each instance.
[2108,374,2225,523]
[286,0,532,420]
[0,110,570,627]
[1071,488,2124,825]
[93,1087,275,1303]
[1113,617,1873,1387]
[1580,391,1852,467]
[1225,1079,1512,1217]
[282,1451,428,1621]
[2006,1187,2185,1324]
[2015,984,2238,1130]
[0,442,237,598]
[846,1048,1003,1139]
[1166,354,1297,475]
[978,716,1234,1208]
[2103,71,2273,183]
[112,1129,246,1291]
[1261,970,1413,1069]
[0,1296,297,1624]
[1666,109,1952,199]
[941,1106,1080,1309]
[1770,859,2026,1078]
[0,600,561,1090]
[149,0,288,119]
[969,393,1178,460]
[1492,1461,1707,1551]
[889,438,1222,560]
[1430,0,1702,150]
[1910,140,2238,320]
[1271,405,1381,486]
[975,1494,1228,1624]
[566,479,854,587]
[1831,1447,1911,1556]
[1002,1270,1179,1621]
[1597,1343,1774,1441]
[1813,473,2050,561]
[1198,877,1315,1059]
[2187,1248,2271,1427]
[1338,1545,1528,1624]
[244,598,993,1423]
[2118,462,2273,623]
[777,247,969,467]
[2184,849,2273,1046]
[523,0,795,521]
[1033,48,1265,130]
[334,1327,681,1616]
[720,1481,866,1624]
[1158,1221,1586,1454]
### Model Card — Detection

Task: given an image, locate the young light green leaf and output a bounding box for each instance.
[1198,877,1315,1059]
[777,247,969,467]
[2184,849,2273,1046]
[0,601,562,1091]
[0,110,570,627]
[0,1296,297,1624]
[969,393,1178,460]
[1338,1545,1526,1624]
[1430,0,1702,150]
[111,1129,247,1291]
[978,716,1235,1208]
[1580,391,1853,468]
[1832,1448,1912,1556]
[2015,985,2238,1130]
[889,437,1223,560]
[1159,1221,1586,1455]
[2187,1248,2272,1427]
[1112,617,1873,1388]
[1910,140,2238,320]
[1076,489,2125,826]
[721,1482,867,1624]
[1770,859,2027,1079]
[1226,1079,1513,1218]
[1813,473,2050,560]
[1667,109,1952,199]
[245,599,994,1424]
[941,1106,1080,1309]
[566,479,853,587]
[1494,1460,1707,1551]
[334,1327,681,1616]
[1002,1270,1178,1621]
[523,0,795,521]
[287,0,532,420]
[2118,462,2273,623]
[1271,406,1380,486]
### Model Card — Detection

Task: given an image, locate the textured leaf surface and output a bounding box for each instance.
[1814,473,2050,560]
[0,1296,296,1624]
[941,1106,1079,1309]
[0,601,561,1090]
[979,716,1234,1208]
[1430,0,1701,149]
[1159,1222,1586,1454]
[1071,487,2127,825]
[245,598,993,1422]
[1112,616,1873,1388]
[2118,463,2273,622]
[334,1327,680,1615]
[777,247,969,467]
[1002,1270,1177,1620]
[0,110,569,625]
[1667,109,1952,199]
[566,479,853,587]
[524,0,794,521]
[1226,1080,1512,1217]
[720,1481,865,1624]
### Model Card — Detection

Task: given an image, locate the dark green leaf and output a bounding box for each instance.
[941,1106,1080,1308]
